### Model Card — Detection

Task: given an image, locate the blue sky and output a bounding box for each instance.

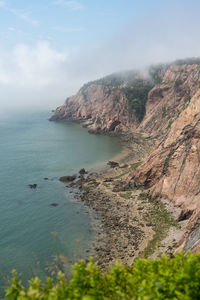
[1,0,200,111]
[0,0,159,49]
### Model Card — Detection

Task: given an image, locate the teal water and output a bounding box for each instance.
[0,111,122,286]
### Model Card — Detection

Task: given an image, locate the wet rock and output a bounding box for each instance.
[29,184,37,189]
[59,175,76,182]
[107,161,119,168]
[79,168,87,175]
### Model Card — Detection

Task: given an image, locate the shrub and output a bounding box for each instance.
[123,79,153,122]
[174,80,184,87]
[5,253,200,299]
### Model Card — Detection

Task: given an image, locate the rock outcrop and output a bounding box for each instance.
[50,84,138,133]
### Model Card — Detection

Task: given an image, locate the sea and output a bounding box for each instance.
[0,110,122,287]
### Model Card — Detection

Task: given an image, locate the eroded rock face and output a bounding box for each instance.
[51,64,200,138]
[133,88,200,251]
[138,64,200,137]
[50,84,138,133]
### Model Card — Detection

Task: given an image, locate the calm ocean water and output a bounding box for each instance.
[0,111,122,285]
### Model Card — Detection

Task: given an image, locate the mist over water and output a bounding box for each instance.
[0,111,122,284]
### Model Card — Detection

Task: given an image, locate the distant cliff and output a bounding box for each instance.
[50,71,153,133]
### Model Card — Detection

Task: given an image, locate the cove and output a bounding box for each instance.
[0,111,122,285]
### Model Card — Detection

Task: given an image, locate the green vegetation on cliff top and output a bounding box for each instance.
[122,79,153,122]
[5,253,200,299]
[78,58,200,122]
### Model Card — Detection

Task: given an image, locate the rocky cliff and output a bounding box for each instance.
[50,84,137,133]
[132,64,200,253]
[138,64,200,137]
[50,72,153,133]
[51,59,200,254]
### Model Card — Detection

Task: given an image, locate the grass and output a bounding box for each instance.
[130,161,142,170]
[139,194,179,258]
[102,183,110,188]
[114,170,130,180]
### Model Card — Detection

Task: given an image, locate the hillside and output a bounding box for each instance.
[51,58,200,255]
[50,70,154,133]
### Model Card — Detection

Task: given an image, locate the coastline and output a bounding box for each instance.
[69,130,186,269]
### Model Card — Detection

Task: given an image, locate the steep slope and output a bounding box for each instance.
[50,84,137,133]
[51,62,200,138]
[138,64,200,137]
[133,88,200,252]
[50,72,153,133]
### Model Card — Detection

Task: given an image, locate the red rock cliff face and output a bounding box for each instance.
[138,64,200,137]
[134,87,200,252]
[50,84,138,133]
[51,64,200,137]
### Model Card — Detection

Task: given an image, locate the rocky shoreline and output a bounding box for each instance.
[64,132,185,269]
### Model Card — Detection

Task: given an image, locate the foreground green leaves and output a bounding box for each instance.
[5,253,200,299]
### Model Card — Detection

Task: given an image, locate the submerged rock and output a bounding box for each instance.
[59,175,76,182]
[29,184,37,189]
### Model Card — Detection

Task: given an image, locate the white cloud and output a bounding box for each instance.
[52,0,83,10]
[0,42,67,87]
[0,42,73,110]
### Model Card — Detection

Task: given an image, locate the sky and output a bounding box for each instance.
[1,0,200,111]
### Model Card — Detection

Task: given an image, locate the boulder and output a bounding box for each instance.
[104,177,113,182]
[59,175,76,182]
[119,164,128,168]
[29,184,37,189]
[107,161,119,168]
[79,168,87,175]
